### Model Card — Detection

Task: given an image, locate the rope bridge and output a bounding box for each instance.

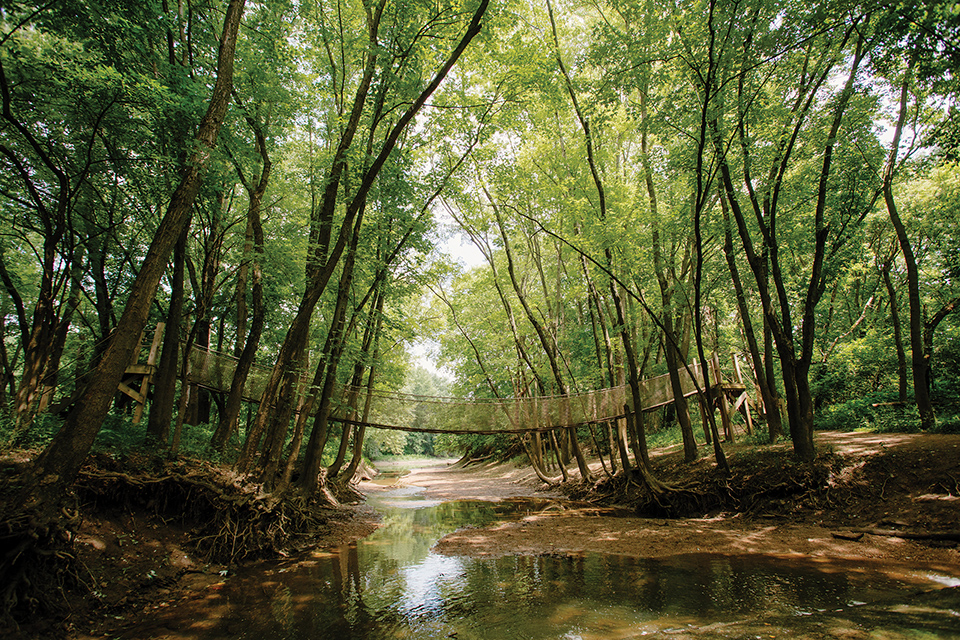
[182,343,722,434]
[111,325,746,435]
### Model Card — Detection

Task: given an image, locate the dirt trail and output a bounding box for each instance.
[362,457,562,501]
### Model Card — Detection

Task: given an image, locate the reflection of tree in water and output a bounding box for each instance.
[208,504,860,640]
[329,542,363,601]
[438,552,852,630]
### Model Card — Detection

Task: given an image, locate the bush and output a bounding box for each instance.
[814,395,925,433]
[0,413,63,450]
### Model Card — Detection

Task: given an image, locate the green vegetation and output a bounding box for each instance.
[0,1,959,624]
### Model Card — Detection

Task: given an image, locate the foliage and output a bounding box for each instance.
[0,0,957,495]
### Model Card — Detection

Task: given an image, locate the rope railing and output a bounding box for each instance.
[179,341,715,434]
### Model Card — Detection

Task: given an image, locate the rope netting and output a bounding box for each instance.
[181,342,714,434]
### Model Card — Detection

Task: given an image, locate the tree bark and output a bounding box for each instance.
[719,193,783,440]
[212,112,271,451]
[328,300,380,479]
[340,290,386,484]
[27,0,247,500]
[880,257,908,402]
[883,56,935,430]
[146,223,189,446]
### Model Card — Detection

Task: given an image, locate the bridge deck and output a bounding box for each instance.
[175,343,731,434]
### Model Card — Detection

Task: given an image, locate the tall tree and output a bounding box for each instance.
[27,0,248,500]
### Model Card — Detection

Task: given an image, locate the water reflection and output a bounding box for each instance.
[192,486,958,640]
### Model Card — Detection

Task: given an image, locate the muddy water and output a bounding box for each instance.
[201,484,960,640]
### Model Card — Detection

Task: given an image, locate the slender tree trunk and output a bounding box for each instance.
[36,248,84,416]
[491,203,591,481]
[212,115,271,451]
[719,193,783,441]
[341,292,386,484]
[883,57,934,430]
[639,77,697,462]
[922,296,960,398]
[13,276,58,433]
[212,217,265,450]
[662,295,698,461]
[27,0,247,501]
[146,223,189,446]
[234,215,251,358]
[329,290,381,479]
[295,240,360,494]
[192,227,220,426]
[880,259,907,402]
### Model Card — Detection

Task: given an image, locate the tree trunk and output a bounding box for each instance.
[922,296,960,399]
[719,193,783,441]
[340,292,386,484]
[883,57,935,430]
[880,259,908,402]
[329,291,381,479]
[212,113,271,452]
[662,296,698,461]
[491,203,591,481]
[292,245,360,493]
[36,248,84,417]
[27,0,247,501]
[13,271,58,433]
[146,224,188,446]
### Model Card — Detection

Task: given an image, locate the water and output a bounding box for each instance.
[187,483,960,639]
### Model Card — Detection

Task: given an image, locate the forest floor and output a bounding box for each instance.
[4,429,959,639]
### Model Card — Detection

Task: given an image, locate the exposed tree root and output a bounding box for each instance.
[0,453,345,631]
[0,498,87,634]
[564,450,844,518]
[74,457,338,563]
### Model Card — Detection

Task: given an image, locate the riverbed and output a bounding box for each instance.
[102,457,959,640]
[222,475,959,639]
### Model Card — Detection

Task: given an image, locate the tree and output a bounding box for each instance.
[708,6,875,460]
[27,0,248,501]
[238,0,491,497]
[870,1,960,429]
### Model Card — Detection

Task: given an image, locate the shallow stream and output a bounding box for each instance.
[195,474,959,639]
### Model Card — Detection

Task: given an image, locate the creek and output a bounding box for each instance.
[190,469,960,639]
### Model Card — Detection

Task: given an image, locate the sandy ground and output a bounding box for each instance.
[363,433,960,576]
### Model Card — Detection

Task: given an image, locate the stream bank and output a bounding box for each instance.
[5,430,958,639]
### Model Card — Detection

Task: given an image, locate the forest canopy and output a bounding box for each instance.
[0,0,958,501]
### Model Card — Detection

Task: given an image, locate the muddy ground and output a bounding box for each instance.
[397,432,960,569]
[5,429,960,639]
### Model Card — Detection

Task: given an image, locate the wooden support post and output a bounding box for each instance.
[617,405,632,472]
[698,393,712,445]
[713,353,734,442]
[732,353,754,435]
[126,323,164,424]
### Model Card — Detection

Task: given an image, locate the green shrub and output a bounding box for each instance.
[0,413,64,450]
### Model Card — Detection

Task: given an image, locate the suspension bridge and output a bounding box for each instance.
[109,324,757,437]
